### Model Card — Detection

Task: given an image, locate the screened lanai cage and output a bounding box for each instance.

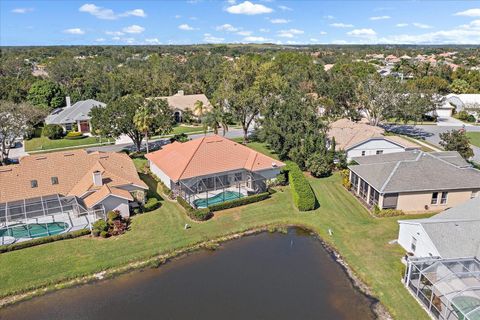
[177,170,268,208]
[405,257,480,320]
[0,195,105,245]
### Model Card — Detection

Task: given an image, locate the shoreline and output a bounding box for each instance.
[0,224,392,319]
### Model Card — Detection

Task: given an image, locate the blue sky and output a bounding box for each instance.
[1,1,480,45]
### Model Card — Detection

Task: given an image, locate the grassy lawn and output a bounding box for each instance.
[467,132,480,148]
[0,143,430,319]
[171,125,205,135]
[394,134,437,152]
[25,136,113,152]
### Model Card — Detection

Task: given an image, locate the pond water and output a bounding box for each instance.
[0,228,375,320]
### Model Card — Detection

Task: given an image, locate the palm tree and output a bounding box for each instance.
[133,105,155,154]
[201,105,230,136]
[193,100,206,119]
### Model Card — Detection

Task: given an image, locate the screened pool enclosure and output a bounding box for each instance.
[177,170,268,208]
[405,257,480,320]
[0,195,105,245]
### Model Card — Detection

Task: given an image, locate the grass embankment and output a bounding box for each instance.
[0,144,430,319]
[25,136,113,152]
[467,132,480,148]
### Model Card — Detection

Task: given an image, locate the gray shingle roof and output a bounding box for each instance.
[45,99,105,125]
[349,151,480,193]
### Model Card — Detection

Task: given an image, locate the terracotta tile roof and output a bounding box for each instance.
[0,149,147,204]
[146,135,285,181]
[83,185,133,208]
[328,119,419,151]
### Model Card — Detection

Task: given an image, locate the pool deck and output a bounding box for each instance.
[189,187,252,208]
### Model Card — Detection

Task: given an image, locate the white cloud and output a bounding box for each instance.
[396,23,409,27]
[310,38,318,42]
[277,28,304,38]
[175,14,181,19]
[324,15,334,20]
[237,30,253,36]
[11,7,33,14]
[203,33,224,43]
[369,15,390,20]
[79,4,146,20]
[259,28,270,32]
[330,22,354,28]
[454,8,480,17]
[243,36,269,42]
[112,36,121,41]
[270,18,290,24]
[95,38,105,42]
[278,5,292,11]
[105,31,124,36]
[227,0,236,4]
[347,28,377,37]
[319,31,327,35]
[122,25,145,34]
[178,24,195,31]
[145,38,161,44]
[216,24,239,32]
[412,22,433,29]
[63,28,85,35]
[226,1,273,15]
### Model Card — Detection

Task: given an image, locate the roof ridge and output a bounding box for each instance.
[426,152,472,169]
[178,136,207,180]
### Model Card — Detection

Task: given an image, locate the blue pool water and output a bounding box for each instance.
[0,222,68,239]
[193,191,244,208]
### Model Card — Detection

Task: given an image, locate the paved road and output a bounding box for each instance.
[384,124,480,163]
[87,128,248,153]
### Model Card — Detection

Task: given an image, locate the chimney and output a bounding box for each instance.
[66,96,71,108]
[177,90,184,96]
[93,170,103,187]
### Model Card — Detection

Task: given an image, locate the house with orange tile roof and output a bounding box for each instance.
[152,90,212,123]
[0,150,147,243]
[328,119,420,161]
[146,135,285,207]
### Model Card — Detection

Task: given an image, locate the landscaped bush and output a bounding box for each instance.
[373,205,404,217]
[340,169,351,190]
[42,124,64,139]
[177,196,212,221]
[92,219,108,233]
[457,110,469,121]
[107,210,120,222]
[286,161,316,211]
[0,229,90,253]
[143,197,160,212]
[65,131,85,140]
[208,192,270,212]
[170,133,189,143]
[467,115,476,123]
[92,211,130,237]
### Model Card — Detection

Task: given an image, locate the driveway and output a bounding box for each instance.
[384,124,480,163]
[436,116,473,127]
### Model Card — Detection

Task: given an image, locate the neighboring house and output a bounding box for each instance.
[328,119,420,161]
[0,150,147,243]
[435,94,480,118]
[156,90,212,122]
[45,97,105,134]
[398,197,480,258]
[348,150,480,212]
[146,135,284,207]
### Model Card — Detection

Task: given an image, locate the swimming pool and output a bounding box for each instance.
[0,222,69,240]
[193,191,244,208]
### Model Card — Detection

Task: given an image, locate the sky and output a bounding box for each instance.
[1,0,480,46]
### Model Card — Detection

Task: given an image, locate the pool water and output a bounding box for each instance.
[0,222,68,239]
[193,191,244,208]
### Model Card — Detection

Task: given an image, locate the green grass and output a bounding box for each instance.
[395,135,437,152]
[0,143,430,320]
[171,125,205,135]
[25,136,113,152]
[467,132,480,148]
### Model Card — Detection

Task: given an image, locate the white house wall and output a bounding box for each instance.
[255,168,282,179]
[149,162,173,189]
[398,222,440,258]
[347,139,406,160]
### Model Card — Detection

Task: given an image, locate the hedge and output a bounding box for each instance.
[0,229,91,253]
[65,131,86,140]
[143,198,161,212]
[208,192,270,212]
[373,205,404,217]
[286,161,316,211]
[176,196,212,221]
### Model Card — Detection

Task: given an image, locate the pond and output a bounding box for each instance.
[0,228,375,320]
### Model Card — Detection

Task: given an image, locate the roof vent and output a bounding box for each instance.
[272,162,277,168]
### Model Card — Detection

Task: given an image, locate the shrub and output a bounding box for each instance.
[208,192,270,212]
[100,231,109,238]
[92,229,100,237]
[42,124,64,139]
[457,110,469,121]
[65,131,85,140]
[374,207,405,217]
[306,153,332,178]
[286,161,316,211]
[467,115,476,123]
[0,229,90,253]
[340,169,351,190]
[92,219,108,235]
[176,196,212,221]
[170,133,189,143]
[143,198,160,212]
[107,210,120,222]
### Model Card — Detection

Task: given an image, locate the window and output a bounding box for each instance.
[30,180,38,188]
[431,192,438,205]
[65,123,72,131]
[411,237,417,252]
[361,151,366,156]
[51,176,59,185]
[440,192,448,204]
[376,150,383,155]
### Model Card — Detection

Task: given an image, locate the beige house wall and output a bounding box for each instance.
[394,189,479,213]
